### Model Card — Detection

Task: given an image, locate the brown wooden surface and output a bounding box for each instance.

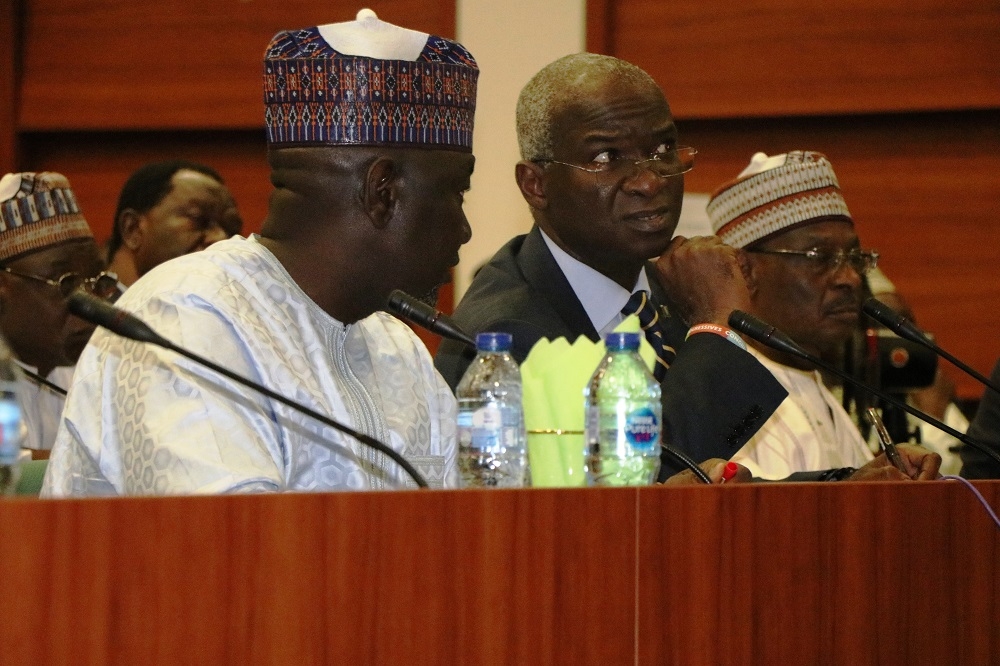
[639,480,1000,664]
[18,0,457,130]
[591,0,1000,119]
[1,0,19,172]
[678,110,1000,400]
[2,482,998,664]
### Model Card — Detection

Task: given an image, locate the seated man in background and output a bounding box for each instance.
[0,172,120,452]
[106,160,243,287]
[706,151,939,480]
[43,11,478,495]
[435,53,790,478]
[961,358,1000,478]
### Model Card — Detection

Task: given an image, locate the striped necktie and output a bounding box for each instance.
[620,290,675,382]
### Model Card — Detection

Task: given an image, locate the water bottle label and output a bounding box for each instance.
[471,403,502,430]
[0,397,22,462]
[624,407,659,453]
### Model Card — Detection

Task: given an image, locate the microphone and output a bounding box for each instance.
[385,290,476,348]
[862,297,1000,396]
[729,309,1000,468]
[67,292,429,489]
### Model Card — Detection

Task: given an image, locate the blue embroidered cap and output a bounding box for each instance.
[264,9,479,151]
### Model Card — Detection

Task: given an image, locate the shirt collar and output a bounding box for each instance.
[539,228,650,336]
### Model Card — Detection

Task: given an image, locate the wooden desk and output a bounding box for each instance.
[2,481,997,664]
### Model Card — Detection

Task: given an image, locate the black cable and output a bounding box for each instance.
[21,368,68,396]
[661,445,712,484]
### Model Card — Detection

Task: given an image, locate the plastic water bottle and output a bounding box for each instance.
[0,335,24,495]
[584,332,661,486]
[456,332,528,488]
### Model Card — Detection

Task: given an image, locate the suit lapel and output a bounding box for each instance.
[517,227,600,342]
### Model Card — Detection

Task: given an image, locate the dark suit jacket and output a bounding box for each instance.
[435,226,788,478]
[961,358,1000,479]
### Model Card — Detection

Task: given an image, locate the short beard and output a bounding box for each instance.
[415,285,441,308]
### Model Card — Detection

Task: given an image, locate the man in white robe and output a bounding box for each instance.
[707,151,936,480]
[0,171,118,455]
[42,11,479,495]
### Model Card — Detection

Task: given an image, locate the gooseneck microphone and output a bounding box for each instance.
[862,297,1000,396]
[729,310,1000,467]
[68,292,430,489]
[385,290,476,348]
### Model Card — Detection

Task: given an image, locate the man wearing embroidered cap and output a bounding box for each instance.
[44,10,478,495]
[0,171,119,451]
[708,150,940,480]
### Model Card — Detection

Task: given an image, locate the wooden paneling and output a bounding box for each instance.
[2,482,998,663]
[1,0,19,172]
[677,110,1000,399]
[20,130,270,242]
[593,0,1000,119]
[18,0,457,130]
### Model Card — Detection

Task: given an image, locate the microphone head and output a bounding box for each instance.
[67,291,168,347]
[727,310,812,362]
[385,290,476,348]
[862,297,930,345]
[861,297,900,326]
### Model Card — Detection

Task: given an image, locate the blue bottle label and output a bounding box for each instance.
[624,407,659,453]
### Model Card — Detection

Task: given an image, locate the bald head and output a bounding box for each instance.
[516,53,661,161]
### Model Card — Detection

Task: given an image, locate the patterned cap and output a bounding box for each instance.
[264,9,479,151]
[0,172,94,262]
[707,151,852,249]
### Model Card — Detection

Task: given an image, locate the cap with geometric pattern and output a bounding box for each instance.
[0,172,94,262]
[263,9,479,151]
[707,151,852,249]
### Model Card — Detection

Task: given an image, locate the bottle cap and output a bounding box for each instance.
[604,331,641,351]
[475,331,513,352]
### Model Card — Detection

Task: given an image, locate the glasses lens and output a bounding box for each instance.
[827,250,877,275]
[597,146,697,187]
[57,274,84,298]
[89,274,122,301]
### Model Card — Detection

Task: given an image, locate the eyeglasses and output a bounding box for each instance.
[748,247,880,276]
[1,267,122,301]
[535,146,697,186]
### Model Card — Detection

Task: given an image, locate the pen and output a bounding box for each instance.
[719,461,739,484]
[865,407,907,473]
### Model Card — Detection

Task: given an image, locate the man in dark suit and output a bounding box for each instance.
[435,53,787,478]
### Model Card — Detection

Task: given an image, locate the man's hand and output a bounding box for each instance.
[653,235,752,327]
[661,458,752,485]
[848,443,942,481]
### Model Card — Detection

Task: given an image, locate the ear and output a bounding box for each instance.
[361,157,397,229]
[515,160,548,211]
[118,209,144,251]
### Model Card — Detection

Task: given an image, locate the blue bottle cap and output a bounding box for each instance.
[605,331,641,352]
[475,331,513,352]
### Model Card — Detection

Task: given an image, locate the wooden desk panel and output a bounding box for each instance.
[2,482,997,663]
[638,481,1000,664]
[0,488,637,664]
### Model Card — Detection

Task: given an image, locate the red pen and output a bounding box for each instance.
[719,461,739,484]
